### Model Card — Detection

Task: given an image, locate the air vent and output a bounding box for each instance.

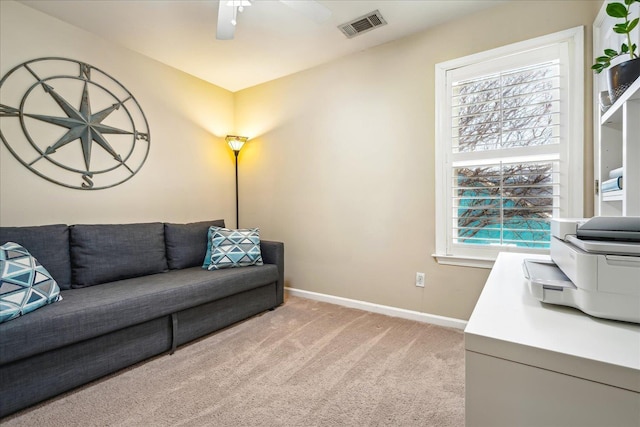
[338,10,387,39]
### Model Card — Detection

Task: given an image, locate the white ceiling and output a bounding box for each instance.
[19,0,507,92]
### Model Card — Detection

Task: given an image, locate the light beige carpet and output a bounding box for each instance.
[2,296,465,427]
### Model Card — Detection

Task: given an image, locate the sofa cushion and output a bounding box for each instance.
[0,265,279,364]
[0,242,62,323]
[0,224,71,290]
[70,223,168,288]
[164,220,225,269]
[204,226,264,270]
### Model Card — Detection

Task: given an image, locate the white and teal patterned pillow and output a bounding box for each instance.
[202,226,263,270]
[0,242,62,323]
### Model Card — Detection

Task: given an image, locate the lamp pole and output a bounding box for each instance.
[234,149,240,228]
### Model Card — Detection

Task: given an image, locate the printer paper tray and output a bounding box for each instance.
[523,259,576,291]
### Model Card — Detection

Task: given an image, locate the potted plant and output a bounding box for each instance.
[592,0,640,102]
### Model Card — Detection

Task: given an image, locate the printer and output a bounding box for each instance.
[523,216,640,323]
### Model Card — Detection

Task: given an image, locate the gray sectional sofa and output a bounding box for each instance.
[0,220,284,417]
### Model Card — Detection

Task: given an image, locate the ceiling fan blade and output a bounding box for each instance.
[280,0,331,24]
[216,1,236,40]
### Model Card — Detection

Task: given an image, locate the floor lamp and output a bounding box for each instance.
[226,135,247,228]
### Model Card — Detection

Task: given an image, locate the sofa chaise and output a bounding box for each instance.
[0,220,284,417]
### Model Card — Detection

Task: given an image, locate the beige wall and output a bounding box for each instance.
[235,0,601,320]
[1,0,601,321]
[0,1,236,226]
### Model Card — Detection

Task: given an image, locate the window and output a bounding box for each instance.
[434,27,584,268]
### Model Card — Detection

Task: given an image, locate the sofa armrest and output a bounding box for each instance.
[260,240,284,305]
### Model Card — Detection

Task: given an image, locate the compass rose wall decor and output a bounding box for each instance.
[0,57,150,190]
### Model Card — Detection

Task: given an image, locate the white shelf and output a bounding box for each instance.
[602,190,624,201]
[596,83,640,215]
[601,75,640,126]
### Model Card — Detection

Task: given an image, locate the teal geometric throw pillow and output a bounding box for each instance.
[203,226,263,270]
[0,242,62,323]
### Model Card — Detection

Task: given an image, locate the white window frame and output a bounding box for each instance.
[434,27,584,269]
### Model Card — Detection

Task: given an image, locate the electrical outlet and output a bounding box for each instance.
[416,272,425,287]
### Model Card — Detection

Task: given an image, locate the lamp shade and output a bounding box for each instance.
[226,135,248,152]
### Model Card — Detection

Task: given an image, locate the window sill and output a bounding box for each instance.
[432,254,495,269]
[433,247,550,269]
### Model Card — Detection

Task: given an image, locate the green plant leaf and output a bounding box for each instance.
[605,48,619,57]
[628,18,639,32]
[621,43,629,53]
[593,57,610,69]
[596,55,611,63]
[607,2,628,18]
[614,22,628,30]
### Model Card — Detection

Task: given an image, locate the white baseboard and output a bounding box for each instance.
[285,287,467,330]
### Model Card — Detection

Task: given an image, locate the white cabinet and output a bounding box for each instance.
[464,253,640,427]
[593,2,640,216]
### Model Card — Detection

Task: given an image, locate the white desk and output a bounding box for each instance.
[465,252,640,427]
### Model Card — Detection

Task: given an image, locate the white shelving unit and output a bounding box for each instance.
[600,77,640,213]
[593,2,640,217]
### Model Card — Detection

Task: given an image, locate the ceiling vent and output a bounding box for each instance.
[338,10,387,39]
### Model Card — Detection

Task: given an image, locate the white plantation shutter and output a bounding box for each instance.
[434,28,583,266]
[451,159,559,248]
[450,61,561,249]
[451,61,561,153]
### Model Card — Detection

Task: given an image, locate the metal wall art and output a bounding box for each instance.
[0,57,150,190]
